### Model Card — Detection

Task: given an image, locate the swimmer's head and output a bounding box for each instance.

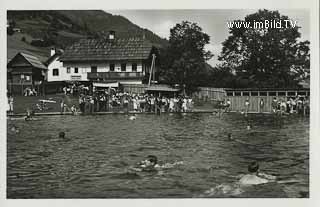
[59,132,65,138]
[147,155,158,165]
[248,161,259,173]
[228,133,233,140]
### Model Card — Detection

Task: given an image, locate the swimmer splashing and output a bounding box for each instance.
[130,155,184,173]
[238,161,276,185]
[201,161,277,197]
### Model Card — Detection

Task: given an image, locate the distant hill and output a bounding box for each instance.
[7,10,168,62]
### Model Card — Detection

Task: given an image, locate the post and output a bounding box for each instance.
[148,54,156,87]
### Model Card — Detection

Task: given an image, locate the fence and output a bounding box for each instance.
[225,89,310,112]
[192,87,226,101]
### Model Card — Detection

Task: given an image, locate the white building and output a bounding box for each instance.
[46,48,88,82]
[59,31,158,87]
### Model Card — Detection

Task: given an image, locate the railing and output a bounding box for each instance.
[87,72,144,80]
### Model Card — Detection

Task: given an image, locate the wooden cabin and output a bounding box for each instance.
[7,52,47,95]
[224,88,310,112]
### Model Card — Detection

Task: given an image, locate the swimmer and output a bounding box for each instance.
[59,132,65,138]
[227,133,233,141]
[58,131,70,141]
[238,161,276,186]
[246,124,252,130]
[131,155,160,172]
[10,126,20,133]
[129,115,136,120]
[24,108,35,121]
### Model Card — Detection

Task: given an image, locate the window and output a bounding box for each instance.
[74,67,78,73]
[297,91,306,96]
[53,68,59,76]
[235,92,241,96]
[132,63,137,72]
[91,66,97,73]
[278,92,286,96]
[268,92,276,96]
[110,64,115,72]
[242,92,249,96]
[288,91,296,96]
[259,92,267,96]
[121,63,126,72]
[67,67,70,73]
[226,92,234,96]
[251,92,258,96]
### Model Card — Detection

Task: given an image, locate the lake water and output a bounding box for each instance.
[7,113,309,198]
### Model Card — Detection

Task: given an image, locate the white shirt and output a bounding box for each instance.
[238,174,269,186]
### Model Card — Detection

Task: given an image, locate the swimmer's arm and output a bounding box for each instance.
[129,167,142,172]
[258,172,277,180]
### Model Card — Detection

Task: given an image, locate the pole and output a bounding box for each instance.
[148,54,156,87]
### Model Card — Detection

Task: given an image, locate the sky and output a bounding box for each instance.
[106,9,310,67]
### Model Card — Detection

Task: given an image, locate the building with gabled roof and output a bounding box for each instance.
[60,31,158,87]
[7,52,47,95]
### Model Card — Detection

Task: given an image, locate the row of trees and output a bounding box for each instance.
[157,10,310,94]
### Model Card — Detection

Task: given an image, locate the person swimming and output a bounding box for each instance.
[238,161,276,186]
[58,131,70,141]
[129,115,136,120]
[137,155,159,171]
[10,125,20,133]
[131,155,183,173]
[228,133,233,141]
[25,108,33,121]
[59,132,65,138]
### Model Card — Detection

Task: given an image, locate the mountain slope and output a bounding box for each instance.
[7,10,168,62]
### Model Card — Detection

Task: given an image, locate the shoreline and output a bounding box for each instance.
[6,111,276,117]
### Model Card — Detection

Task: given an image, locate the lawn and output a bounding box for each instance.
[10,94,79,114]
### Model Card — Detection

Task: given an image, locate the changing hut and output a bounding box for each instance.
[225,88,310,113]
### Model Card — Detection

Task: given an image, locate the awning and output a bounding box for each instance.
[145,85,180,92]
[93,82,119,88]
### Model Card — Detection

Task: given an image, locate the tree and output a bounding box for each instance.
[159,21,213,94]
[219,9,310,88]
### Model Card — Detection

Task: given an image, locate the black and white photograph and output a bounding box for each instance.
[1,0,320,205]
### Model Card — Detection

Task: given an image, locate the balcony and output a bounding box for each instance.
[88,72,144,80]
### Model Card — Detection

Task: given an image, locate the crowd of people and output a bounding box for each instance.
[23,87,37,96]
[75,89,194,114]
[216,96,309,116]
[271,96,310,115]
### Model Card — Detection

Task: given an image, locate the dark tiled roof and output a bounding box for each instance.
[8,52,47,70]
[45,50,64,66]
[60,38,154,62]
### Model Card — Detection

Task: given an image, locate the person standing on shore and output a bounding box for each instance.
[245,99,250,114]
[8,95,14,115]
[259,98,264,113]
[60,100,65,114]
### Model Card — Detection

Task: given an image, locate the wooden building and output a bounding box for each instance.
[224,88,310,112]
[60,31,159,88]
[7,52,47,95]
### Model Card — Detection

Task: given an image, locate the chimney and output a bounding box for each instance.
[50,48,56,56]
[109,30,115,40]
